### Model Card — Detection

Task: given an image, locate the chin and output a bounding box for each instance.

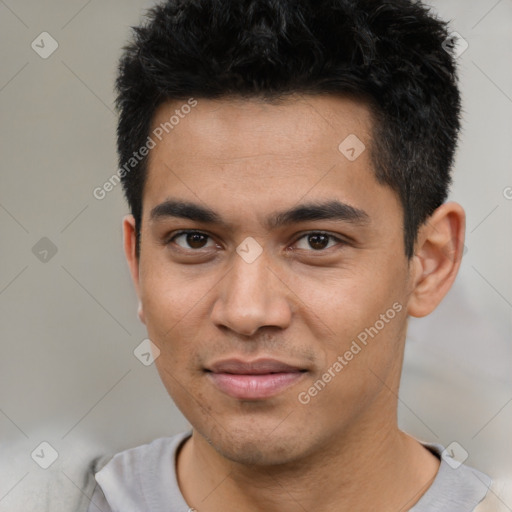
[215,437,300,466]
[197,419,312,467]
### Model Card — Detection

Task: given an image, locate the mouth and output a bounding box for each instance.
[205,358,308,400]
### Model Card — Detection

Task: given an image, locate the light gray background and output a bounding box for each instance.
[1,0,511,510]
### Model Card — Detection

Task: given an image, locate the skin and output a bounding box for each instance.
[123,94,466,511]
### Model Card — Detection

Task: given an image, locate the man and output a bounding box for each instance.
[83,0,498,510]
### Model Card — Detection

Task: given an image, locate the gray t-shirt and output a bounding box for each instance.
[85,431,492,512]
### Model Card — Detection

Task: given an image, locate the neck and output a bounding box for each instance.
[177,407,439,511]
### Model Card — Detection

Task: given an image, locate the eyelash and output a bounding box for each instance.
[165,230,346,253]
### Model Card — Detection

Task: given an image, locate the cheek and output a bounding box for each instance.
[290,262,403,335]
[139,251,210,332]
[154,354,215,430]
[287,258,407,384]
[297,306,407,424]
[138,261,207,378]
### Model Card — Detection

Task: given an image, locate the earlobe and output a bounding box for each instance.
[407,202,466,318]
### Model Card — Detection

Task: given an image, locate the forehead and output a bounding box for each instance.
[148,94,373,167]
[142,94,400,235]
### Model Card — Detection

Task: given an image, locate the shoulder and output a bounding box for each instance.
[84,431,192,512]
[69,453,116,512]
[95,432,190,481]
[411,442,493,512]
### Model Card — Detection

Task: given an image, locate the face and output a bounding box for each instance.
[127,94,416,465]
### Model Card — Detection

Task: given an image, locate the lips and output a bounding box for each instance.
[208,358,304,375]
[206,358,307,400]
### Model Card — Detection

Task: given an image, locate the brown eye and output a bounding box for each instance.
[307,234,330,250]
[170,231,215,250]
[294,232,343,251]
[187,233,208,248]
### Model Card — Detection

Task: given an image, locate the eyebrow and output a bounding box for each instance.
[149,198,370,230]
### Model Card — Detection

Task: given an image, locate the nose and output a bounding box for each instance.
[210,249,293,337]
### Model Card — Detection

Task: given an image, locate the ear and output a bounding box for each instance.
[407,202,466,318]
[123,214,146,324]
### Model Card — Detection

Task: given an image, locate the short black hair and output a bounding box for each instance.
[115,0,461,259]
